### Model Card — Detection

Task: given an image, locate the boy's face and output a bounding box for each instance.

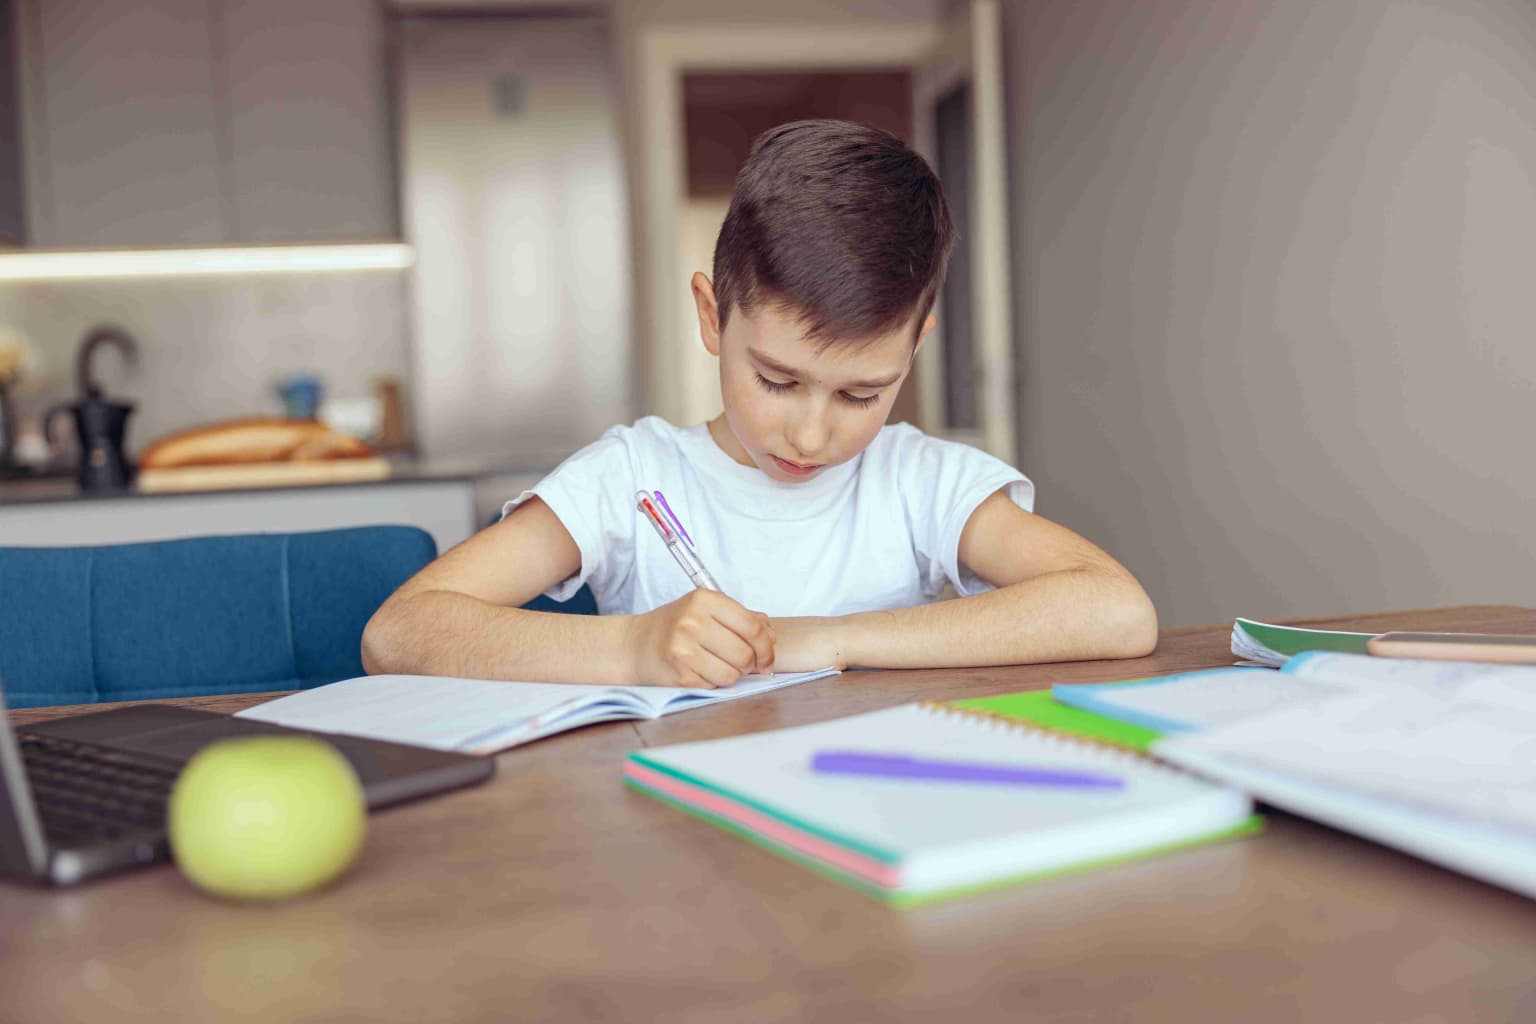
[691,273,933,484]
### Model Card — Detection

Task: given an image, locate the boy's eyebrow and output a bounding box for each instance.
[748,348,903,390]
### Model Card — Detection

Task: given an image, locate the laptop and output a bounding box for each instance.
[0,676,494,885]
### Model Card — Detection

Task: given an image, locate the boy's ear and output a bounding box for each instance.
[691,272,723,357]
[912,313,937,359]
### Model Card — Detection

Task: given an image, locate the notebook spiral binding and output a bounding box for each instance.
[918,701,1196,781]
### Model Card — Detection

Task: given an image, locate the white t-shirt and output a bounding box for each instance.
[503,416,1034,617]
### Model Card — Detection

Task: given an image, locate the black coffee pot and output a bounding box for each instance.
[46,326,139,492]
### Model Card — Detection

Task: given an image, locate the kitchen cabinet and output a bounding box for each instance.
[221,0,398,242]
[0,0,24,245]
[13,0,397,248]
[20,0,225,246]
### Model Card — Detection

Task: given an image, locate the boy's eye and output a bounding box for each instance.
[839,392,881,409]
[754,373,796,394]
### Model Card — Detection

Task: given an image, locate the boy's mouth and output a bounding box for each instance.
[770,455,822,477]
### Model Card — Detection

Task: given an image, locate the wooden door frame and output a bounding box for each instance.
[911,0,1015,464]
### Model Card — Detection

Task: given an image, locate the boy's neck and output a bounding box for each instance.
[706,415,757,469]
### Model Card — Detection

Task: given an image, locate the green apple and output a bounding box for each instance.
[168,735,367,901]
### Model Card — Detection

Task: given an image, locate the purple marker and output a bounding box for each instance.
[810,751,1123,789]
[651,490,695,549]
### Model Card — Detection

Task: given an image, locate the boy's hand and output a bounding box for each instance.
[627,590,776,688]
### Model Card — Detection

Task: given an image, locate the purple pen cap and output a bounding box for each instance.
[652,490,695,549]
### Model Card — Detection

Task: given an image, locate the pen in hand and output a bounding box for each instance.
[634,489,779,686]
[636,490,721,592]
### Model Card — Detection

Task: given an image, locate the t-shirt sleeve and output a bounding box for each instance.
[501,427,637,604]
[896,429,1035,598]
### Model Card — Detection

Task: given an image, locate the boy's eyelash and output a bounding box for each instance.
[754,373,796,394]
[754,372,882,408]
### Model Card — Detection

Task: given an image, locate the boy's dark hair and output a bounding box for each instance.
[712,119,955,348]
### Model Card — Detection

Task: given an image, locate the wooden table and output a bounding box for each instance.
[3,606,1535,1023]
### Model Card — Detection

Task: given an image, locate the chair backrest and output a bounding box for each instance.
[0,526,436,709]
[522,587,598,616]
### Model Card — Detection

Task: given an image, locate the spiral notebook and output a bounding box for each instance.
[624,703,1259,904]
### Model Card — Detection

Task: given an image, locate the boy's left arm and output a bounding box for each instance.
[769,490,1158,671]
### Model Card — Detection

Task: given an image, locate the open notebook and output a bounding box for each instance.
[1154,653,1536,900]
[236,669,838,755]
[624,703,1258,905]
[1054,651,1536,734]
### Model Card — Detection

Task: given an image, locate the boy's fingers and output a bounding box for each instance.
[747,631,774,673]
[748,626,774,674]
[756,615,776,671]
[698,627,756,676]
[699,595,775,671]
[688,646,743,689]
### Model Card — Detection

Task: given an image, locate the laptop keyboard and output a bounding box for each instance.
[18,734,180,845]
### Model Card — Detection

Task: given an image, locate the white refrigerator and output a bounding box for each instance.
[397,14,633,468]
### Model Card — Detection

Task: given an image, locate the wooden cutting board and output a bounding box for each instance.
[136,457,392,493]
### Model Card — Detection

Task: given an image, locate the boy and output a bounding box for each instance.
[363,120,1157,687]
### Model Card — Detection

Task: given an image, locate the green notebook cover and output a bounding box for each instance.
[948,690,1164,751]
[1234,617,1374,657]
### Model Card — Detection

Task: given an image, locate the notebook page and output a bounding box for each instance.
[1082,654,1536,737]
[633,703,1249,891]
[1163,690,1536,835]
[1286,652,1536,712]
[632,668,841,715]
[1154,733,1536,901]
[1231,623,1286,667]
[236,675,627,751]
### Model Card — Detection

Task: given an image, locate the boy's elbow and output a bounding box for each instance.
[1109,580,1159,659]
[360,600,408,676]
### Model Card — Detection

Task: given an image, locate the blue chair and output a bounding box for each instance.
[523,587,598,616]
[0,526,437,709]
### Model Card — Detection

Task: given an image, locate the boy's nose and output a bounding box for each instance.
[787,413,830,460]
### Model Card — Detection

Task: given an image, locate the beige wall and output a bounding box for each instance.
[1001,0,1536,626]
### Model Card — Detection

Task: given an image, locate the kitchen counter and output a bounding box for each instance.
[0,457,553,552]
[0,456,533,506]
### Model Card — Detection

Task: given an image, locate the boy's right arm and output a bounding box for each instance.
[360,497,774,687]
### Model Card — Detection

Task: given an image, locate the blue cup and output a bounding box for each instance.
[276,375,323,420]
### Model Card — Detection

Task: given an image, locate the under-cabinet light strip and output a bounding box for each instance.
[0,243,415,280]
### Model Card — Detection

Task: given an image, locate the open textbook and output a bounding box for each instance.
[1145,653,1536,900]
[237,669,839,755]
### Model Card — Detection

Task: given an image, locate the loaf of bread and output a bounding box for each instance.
[138,418,375,469]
